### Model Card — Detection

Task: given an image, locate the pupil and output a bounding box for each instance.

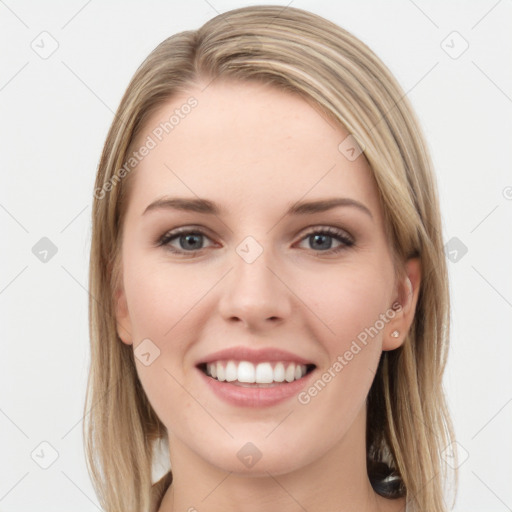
[312,234,331,250]
[182,234,201,249]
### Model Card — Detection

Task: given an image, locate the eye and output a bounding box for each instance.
[295,226,354,255]
[157,227,215,257]
[156,225,354,257]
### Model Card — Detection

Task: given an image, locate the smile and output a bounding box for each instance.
[197,360,317,407]
[199,360,315,385]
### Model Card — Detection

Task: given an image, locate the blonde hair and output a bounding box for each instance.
[85,5,457,512]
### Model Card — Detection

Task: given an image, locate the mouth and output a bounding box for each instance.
[196,361,317,388]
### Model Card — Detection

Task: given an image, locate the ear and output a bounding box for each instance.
[114,283,133,346]
[382,257,421,351]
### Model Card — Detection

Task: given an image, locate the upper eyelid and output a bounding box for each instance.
[161,224,351,236]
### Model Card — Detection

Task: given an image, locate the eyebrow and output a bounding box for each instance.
[142,196,373,219]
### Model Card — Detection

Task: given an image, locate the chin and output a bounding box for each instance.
[197,437,312,477]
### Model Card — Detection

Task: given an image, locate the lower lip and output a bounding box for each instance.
[197,366,316,407]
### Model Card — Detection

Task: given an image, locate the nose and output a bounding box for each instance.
[217,242,293,330]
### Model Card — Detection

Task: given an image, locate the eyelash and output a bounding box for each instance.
[156,225,355,257]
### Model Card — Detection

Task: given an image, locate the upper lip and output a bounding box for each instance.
[196,346,316,366]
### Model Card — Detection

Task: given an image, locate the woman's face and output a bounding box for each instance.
[115,79,417,477]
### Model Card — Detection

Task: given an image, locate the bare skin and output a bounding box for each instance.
[115,79,419,512]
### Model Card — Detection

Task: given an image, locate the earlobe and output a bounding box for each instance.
[114,286,133,346]
[382,257,422,351]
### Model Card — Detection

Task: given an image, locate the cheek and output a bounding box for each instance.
[124,264,198,426]
[292,264,391,410]
[122,255,214,417]
[291,269,389,424]
[298,265,392,347]
[123,254,209,340]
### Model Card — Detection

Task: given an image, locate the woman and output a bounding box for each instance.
[84,5,457,512]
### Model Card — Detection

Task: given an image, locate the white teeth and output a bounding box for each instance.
[216,363,225,382]
[256,362,274,383]
[205,360,309,384]
[285,363,295,383]
[225,361,237,382]
[238,361,255,383]
[274,362,285,382]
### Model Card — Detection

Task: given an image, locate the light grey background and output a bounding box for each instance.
[1,1,511,510]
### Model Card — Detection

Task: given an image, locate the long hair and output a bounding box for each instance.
[84,5,457,511]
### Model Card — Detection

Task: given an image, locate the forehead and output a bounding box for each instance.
[125,80,382,222]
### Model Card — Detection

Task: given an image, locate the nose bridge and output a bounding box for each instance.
[218,234,291,325]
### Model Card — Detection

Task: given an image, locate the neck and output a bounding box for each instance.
[157,404,402,512]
